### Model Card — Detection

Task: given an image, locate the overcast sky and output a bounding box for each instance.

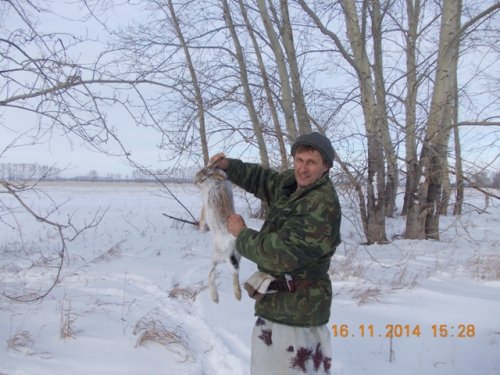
[0,2,172,178]
[1,2,498,178]
[1,103,172,177]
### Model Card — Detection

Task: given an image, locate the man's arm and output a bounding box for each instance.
[235,193,339,274]
[208,153,281,205]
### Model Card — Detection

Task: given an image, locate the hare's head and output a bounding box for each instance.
[194,167,227,187]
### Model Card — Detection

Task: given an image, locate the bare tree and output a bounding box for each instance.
[237,0,289,169]
[221,0,270,168]
[406,0,461,239]
[0,1,176,301]
[400,0,423,216]
[406,0,500,239]
[0,177,103,302]
[298,0,397,243]
[258,0,298,141]
[166,0,210,165]
[452,81,464,216]
[278,0,311,134]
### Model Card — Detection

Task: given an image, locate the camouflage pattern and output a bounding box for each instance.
[225,159,341,327]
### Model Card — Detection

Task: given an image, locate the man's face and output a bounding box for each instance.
[293,149,329,188]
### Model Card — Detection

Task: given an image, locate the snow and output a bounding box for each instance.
[1,181,499,375]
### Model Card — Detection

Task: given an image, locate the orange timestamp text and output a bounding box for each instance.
[332,323,476,338]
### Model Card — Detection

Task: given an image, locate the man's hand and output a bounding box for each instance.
[227,213,246,237]
[208,153,229,170]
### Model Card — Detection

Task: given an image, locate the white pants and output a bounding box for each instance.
[250,317,332,375]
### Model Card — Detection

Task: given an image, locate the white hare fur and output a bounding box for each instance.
[195,167,241,303]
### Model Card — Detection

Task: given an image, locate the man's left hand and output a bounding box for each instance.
[227,213,246,237]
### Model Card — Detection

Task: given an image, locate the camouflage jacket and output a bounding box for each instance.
[226,159,341,326]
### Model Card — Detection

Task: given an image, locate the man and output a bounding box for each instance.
[210,132,341,375]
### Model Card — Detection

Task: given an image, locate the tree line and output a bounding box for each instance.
[2,162,498,189]
[1,0,499,244]
[0,163,61,181]
[0,164,197,183]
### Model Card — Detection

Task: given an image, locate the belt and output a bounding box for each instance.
[268,277,318,293]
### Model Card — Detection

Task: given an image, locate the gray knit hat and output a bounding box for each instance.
[291,132,335,168]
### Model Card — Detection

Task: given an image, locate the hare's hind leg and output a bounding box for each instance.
[199,204,209,232]
[230,253,242,301]
[208,261,219,303]
[232,272,241,301]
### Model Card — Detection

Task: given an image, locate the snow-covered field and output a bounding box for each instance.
[1,181,499,375]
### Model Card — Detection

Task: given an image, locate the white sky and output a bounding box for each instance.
[1,1,498,178]
[0,1,170,178]
[0,108,167,177]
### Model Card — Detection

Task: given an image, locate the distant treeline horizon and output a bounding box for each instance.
[0,162,198,184]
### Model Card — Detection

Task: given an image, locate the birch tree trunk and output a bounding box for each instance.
[453,121,464,215]
[451,70,464,215]
[370,0,398,218]
[237,0,289,169]
[439,73,456,216]
[298,0,390,243]
[401,0,420,217]
[279,0,311,134]
[257,0,298,142]
[406,0,462,239]
[341,0,388,243]
[341,1,387,243]
[440,162,451,215]
[166,0,209,164]
[440,52,459,216]
[221,0,270,168]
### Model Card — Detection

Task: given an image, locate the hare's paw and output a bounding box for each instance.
[233,272,242,301]
[208,267,220,303]
[234,286,242,301]
[210,287,220,303]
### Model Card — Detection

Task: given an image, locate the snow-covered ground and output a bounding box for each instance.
[1,181,499,375]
